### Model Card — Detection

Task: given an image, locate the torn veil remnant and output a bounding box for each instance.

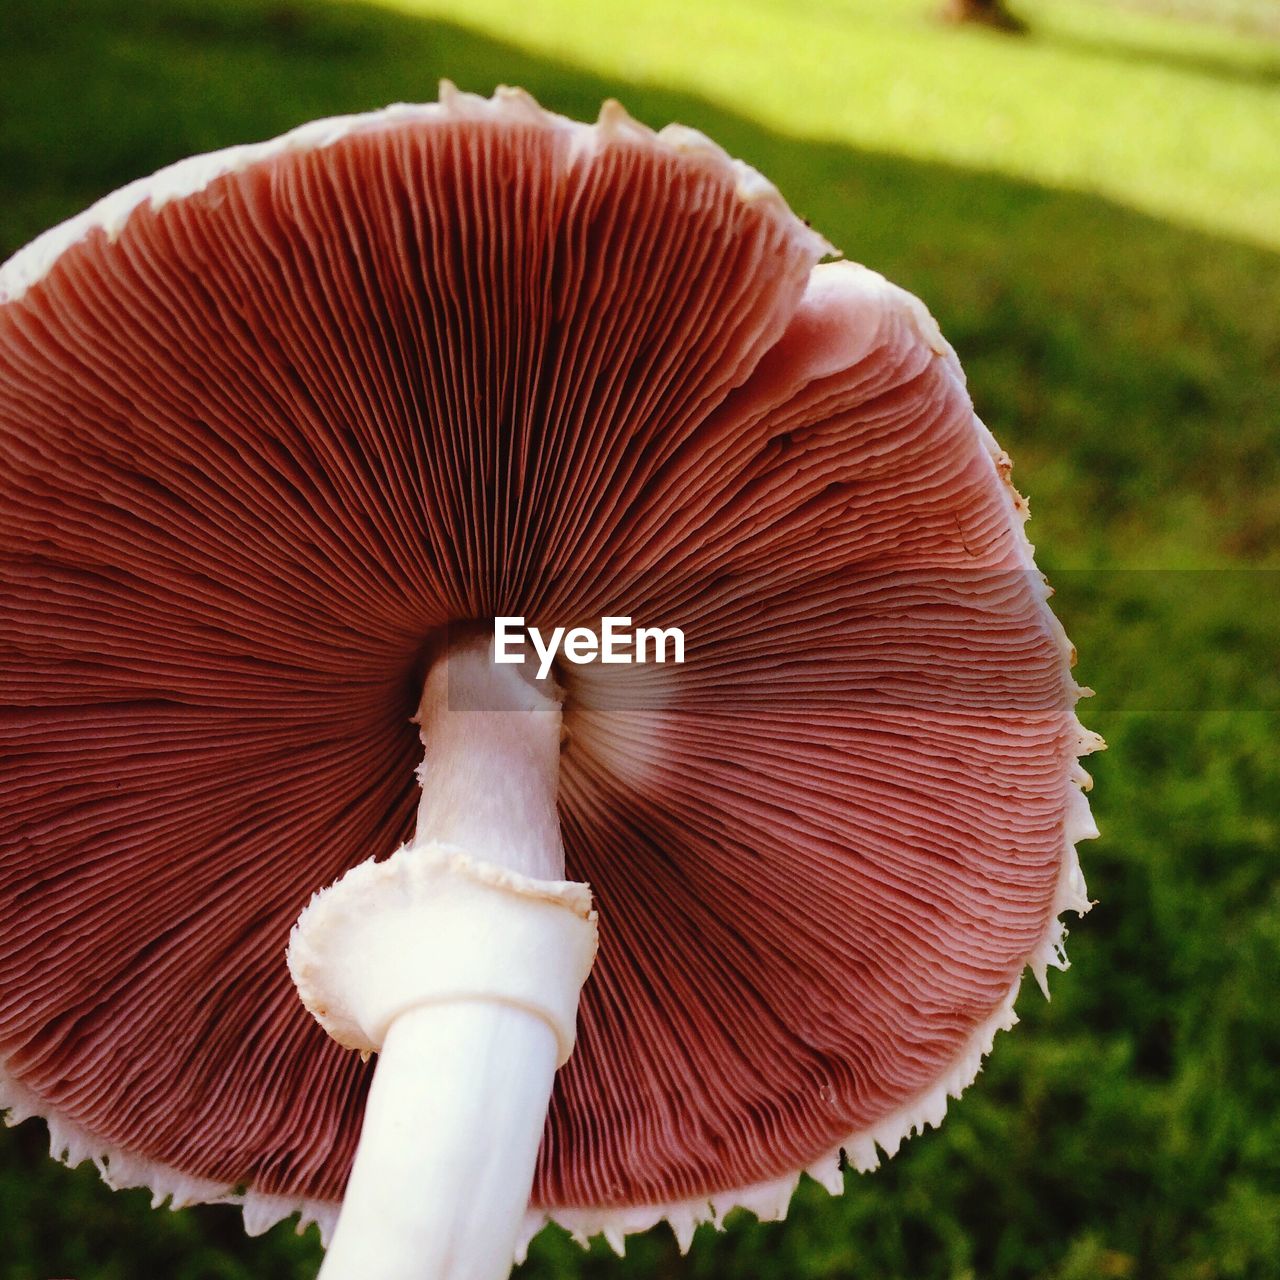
[0,83,1099,1280]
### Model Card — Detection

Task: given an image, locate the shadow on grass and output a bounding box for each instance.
[1031,22,1280,88]
[1,3,1279,1280]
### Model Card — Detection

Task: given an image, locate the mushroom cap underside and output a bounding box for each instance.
[0,87,1096,1242]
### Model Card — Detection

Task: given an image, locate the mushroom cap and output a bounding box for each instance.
[0,87,1096,1247]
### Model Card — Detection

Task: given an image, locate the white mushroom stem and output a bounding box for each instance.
[288,637,597,1280]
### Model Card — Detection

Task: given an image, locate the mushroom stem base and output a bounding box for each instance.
[318,1000,559,1280]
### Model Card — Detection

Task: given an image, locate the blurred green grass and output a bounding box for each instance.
[1,1,1278,1278]
[390,0,1280,251]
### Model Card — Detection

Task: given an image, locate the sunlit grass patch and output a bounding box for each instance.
[379,0,1280,250]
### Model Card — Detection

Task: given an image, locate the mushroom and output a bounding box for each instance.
[0,85,1099,1280]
